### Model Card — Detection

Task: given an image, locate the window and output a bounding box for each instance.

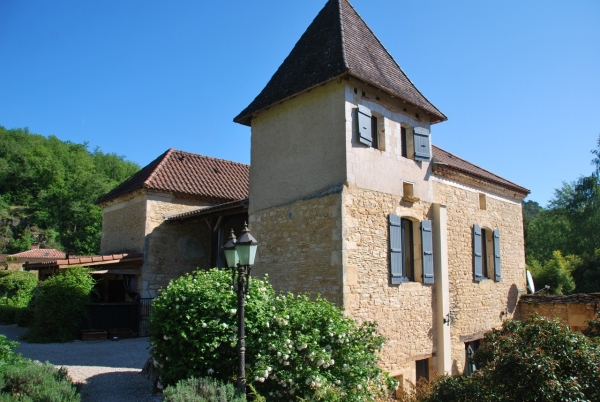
[402,219,414,281]
[473,225,501,282]
[356,105,384,150]
[416,358,430,382]
[401,126,408,158]
[464,340,481,376]
[389,214,434,285]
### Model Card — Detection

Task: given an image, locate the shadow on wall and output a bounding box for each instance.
[506,284,519,315]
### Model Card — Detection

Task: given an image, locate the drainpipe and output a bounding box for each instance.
[432,203,451,375]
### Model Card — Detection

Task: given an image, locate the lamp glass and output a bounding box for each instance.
[236,243,257,266]
[224,247,239,268]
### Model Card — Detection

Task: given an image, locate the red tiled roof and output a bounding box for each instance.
[234,0,446,126]
[432,146,529,195]
[9,249,66,259]
[97,149,250,205]
[23,253,144,270]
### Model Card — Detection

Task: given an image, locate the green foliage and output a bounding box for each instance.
[0,126,139,255]
[583,316,600,339]
[524,135,600,293]
[0,360,80,402]
[162,377,246,402]
[27,267,95,343]
[149,269,397,401]
[0,306,19,324]
[0,271,38,307]
[15,307,35,328]
[420,316,600,402]
[0,334,80,401]
[528,251,577,294]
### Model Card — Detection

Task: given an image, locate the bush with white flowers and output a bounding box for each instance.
[149,268,397,400]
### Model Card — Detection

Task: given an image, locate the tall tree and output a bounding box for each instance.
[0,126,139,254]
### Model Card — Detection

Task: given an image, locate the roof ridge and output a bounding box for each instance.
[144,148,174,188]
[337,0,349,70]
[170,149,250,167]
[432,145,526,190]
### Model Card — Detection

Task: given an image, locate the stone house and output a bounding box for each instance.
[68,0,528,386]
[3,244,65,271]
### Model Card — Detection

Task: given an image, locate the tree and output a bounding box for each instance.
[0,126,139,254]
[420,316,600,402]
[149,269,397,401]
[528,251,577,295]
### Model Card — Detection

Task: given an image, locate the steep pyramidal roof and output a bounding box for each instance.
[234,0,446,126]
[96,149,249,205]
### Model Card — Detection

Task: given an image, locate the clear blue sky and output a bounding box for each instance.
[1,0,599,206]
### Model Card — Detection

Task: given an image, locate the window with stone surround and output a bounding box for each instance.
[473,224,501,282]
[389,214,434,284]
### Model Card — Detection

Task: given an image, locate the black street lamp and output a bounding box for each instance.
[222,223,258,396]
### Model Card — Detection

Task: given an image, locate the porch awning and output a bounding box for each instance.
[164,198,248,222]
[23,253,143,272]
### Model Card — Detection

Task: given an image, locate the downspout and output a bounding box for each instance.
[433,203,451,375]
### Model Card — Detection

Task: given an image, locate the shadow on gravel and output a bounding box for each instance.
[79,370,160,402]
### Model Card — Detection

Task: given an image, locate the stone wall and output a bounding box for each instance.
[249,191,343,305]
[433,177,526,374]
[101,192,147,254]
[517,294,600,331]
[341,183,435,382]
[141,195,212,298]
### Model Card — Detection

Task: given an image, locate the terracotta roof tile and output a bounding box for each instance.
[9,249,66,259]
[234,0,446,126]
[432,146,529,195]
[23,253,144,270]
[97,149,249,204]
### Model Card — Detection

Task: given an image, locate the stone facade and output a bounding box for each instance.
[100,190,216,298]
[250,191,344,305]
[433,178,525,374]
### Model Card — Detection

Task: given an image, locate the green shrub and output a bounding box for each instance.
[583,316,600,339]
[27,267,95,343]
[15,307,35,328]
[150,269,397,401]
[0,306,19,324]
[0,335,18,369]
[163,377,246,402]
[0,271,38,308]
[420,315,600,402]
[0,360,80,401]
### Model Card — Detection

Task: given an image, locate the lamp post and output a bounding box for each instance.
[222,223,258,396]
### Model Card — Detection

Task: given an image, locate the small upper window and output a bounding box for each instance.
[356,105,384,150]
[479,193,487,210]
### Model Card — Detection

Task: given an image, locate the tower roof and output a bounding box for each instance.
[96,149,249,205]
[234,0,446,126]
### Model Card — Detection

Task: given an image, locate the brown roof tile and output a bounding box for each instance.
[9,249,66,259]
[234,0,446,126]
[23,253,144,270]
[97,149,250,205]
[432,146,529,195]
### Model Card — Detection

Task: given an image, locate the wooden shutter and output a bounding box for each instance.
[413,127,431,161]
[357,105,372,146]
[493,229,501,281]
[421,220,434,284]
[473,224,483,281]
[390,214,404,284]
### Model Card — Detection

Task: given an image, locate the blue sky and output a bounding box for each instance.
[1,0,599,206]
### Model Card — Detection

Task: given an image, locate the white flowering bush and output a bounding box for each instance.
[149,268,397,400]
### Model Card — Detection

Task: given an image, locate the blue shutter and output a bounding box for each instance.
[493,229,501,281]
[389,214,404,284]
[413,127,431,161]
[473,224,483,281]
[357,105,372,146]
[421,220,434,284]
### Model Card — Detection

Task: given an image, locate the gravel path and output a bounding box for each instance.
[0,325,161,402]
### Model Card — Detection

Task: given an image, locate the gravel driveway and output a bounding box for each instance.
[0,324,161,402]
